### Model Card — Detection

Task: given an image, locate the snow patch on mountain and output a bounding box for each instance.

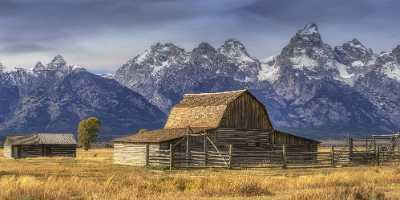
[289,55,319,70]
[335,62,355,85]
[351,60,364,67]
[258,62,280,82]
[134,50,150,64]
[382,62,400,81]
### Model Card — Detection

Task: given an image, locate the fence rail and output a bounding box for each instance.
[145,144,400,169]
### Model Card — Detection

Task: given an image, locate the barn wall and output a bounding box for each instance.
[212,128,273,151]
[3,145,12,158]
[47,145,76,157]
[19,145,42,157]
[113,143,162,166]
[219,93,272,129]
[7,145,76,158]
[204,129,318,152]
[149,142,169,166]
[271,131,319,152]
[113,143,147,166]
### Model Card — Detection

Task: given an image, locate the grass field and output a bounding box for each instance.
[0,148,399,200]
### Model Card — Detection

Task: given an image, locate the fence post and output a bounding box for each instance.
[348,136,353,163]
[204,134,208,167]
[376,145,380,166]
[145,144,149,167]
[169,144,174,170]
[228,144,233,169]
[331,146,335,167]
[282,144,287,169]
[186,135,191,168]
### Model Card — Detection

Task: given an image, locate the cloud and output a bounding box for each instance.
[240,0,398,24]
[0,43,54,54]
[0,0,398,72]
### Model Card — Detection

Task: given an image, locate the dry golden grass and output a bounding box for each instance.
[0,148,399,200]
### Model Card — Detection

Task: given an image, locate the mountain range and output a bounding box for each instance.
[0,56,165,139]
[114,24,400,138]
[1,23,399,138]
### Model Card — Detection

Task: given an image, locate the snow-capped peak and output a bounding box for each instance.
[193,42,216,54]
[299,23,319,35]
[150,42,182,53]
[132,42,185,65]
[292,23,322,45]
[32,61,46,72]
[220,39,247,53]
[393,45,400,63]
[48,55,67,69]
[334,39,373,68]
[128,42,188,76]
[219,39,255,63]
[348,39,368,51]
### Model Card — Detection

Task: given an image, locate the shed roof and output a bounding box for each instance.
[164,90,248,129]
[4,133,77,146]
[113,127,209,143]
[275,130,321,144]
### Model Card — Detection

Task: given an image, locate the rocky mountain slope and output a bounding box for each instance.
[115,24,400,137]
[0,56,165,138]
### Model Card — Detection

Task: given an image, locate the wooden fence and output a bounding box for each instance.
[147,144,400,169]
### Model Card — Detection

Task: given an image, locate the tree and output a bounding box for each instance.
[78,117,101,151]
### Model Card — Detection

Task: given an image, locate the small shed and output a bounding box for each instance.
[3,133,77,158]
[113,90,320,167]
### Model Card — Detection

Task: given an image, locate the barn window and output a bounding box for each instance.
[255,142,261,147]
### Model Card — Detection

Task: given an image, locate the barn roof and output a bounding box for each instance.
[164,89,248,129]
[113,128,209,143]
[4,133,77,146]
[274,130,321,144]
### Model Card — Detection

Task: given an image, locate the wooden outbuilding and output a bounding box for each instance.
[113,90,320,167]
[3,133,77,158]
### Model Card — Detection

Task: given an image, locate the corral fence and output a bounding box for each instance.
[144,142,400,169]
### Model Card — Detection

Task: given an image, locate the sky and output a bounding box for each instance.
[0,0,399,73]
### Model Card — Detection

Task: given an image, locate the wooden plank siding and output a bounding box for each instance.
[219,93,272,129]
[3,145,12,158]
[46,145,76,157]
[6,144,76,158]
[213,128,273,151]
[113,143,149,166]
[113,143,171,166]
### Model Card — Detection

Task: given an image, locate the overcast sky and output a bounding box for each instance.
[0,0,399,73]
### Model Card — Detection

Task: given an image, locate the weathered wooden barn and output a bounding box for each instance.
[113,90,320,167]
[3,133,77,158]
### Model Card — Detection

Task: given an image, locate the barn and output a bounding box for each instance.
[113,90,320,167]
[3,133,77,158]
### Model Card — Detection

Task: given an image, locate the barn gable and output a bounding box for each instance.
[164,89,273,129]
